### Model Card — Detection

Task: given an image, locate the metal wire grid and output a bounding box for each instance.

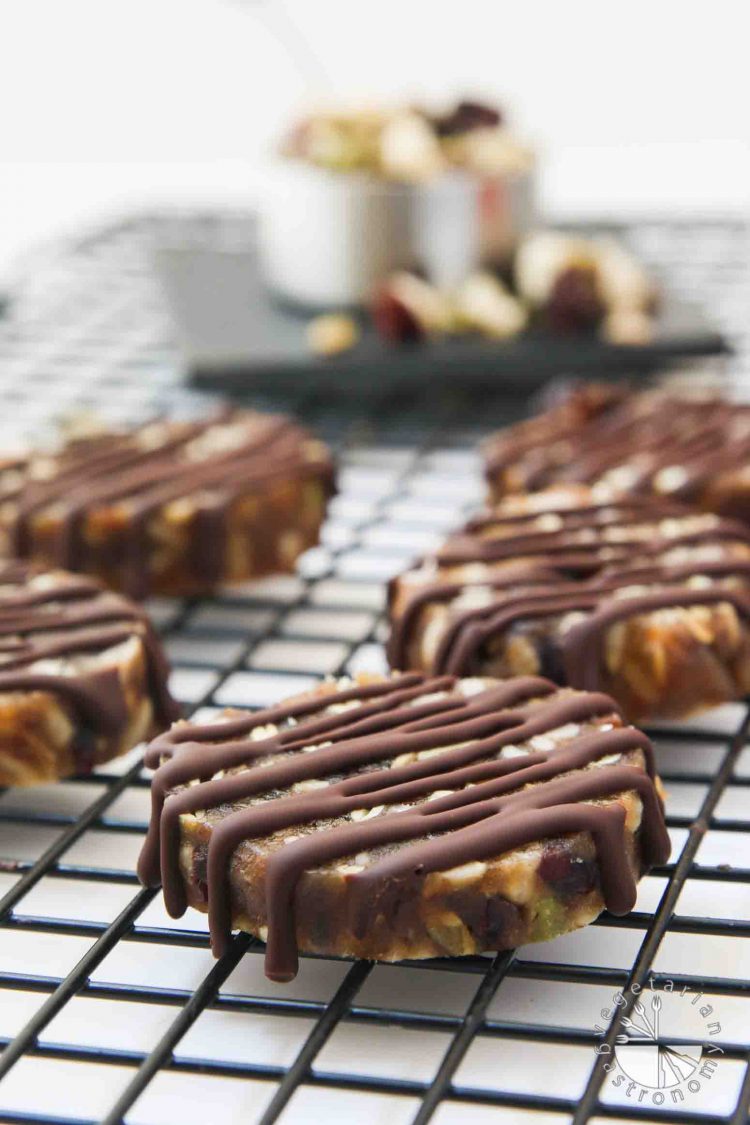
[0,215,749,1125]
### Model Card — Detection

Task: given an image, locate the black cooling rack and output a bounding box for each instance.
[1,214,750,1125]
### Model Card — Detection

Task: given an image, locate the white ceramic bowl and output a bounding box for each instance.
[413,168,536,291]
[258,160,536,308]
[258,163,413,308]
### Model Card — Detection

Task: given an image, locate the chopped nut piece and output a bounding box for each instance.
[458,127,535,176]
[306,313,359,357]
[455,272,528,339]
[372,272,455,343]
[350,805,384,821]
[426,911,475,956]
[595,237,657,312]
[379,112,446,182]
[601,308,655,346]
[442,861,488,887]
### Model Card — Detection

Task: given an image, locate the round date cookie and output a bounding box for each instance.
[138,672,669,981]
[388,487,750,721]
[0,562,179,785]
[0,408,335,598]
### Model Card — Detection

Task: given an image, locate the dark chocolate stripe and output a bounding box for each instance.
[387,567,559,670]
[438,515,750,567]
[562,586,750,690]
[462,495,687,534]
[484,387,750,508]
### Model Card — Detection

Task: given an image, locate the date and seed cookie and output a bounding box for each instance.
[138,672,669,981]
[0,409,335,599]
[388,487,750,721]
[483,383,750,524]
[0,562,178,785]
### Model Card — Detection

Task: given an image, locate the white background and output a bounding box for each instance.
[1,0,749,274]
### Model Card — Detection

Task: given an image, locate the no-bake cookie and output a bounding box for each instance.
[483,384,750,524]
[138,672,669,980]
[0,562,178,785]
[0,409,334,599]
[388,487,750,721]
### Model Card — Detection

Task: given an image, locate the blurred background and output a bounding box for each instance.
[2,0,748,268]
[0,0,748,401]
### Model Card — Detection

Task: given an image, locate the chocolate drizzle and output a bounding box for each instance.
[388,494,750,691]
[483,386,750,513]
[138,673,670,981]
[1,410,335,598]
[0,562,178,762]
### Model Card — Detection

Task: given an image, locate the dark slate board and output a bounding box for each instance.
[153,219,729,398]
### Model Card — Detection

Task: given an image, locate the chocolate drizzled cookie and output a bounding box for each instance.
[483,384,750,525]
[0,409,335,598]
[388,487,750,721]
[0,562,178,784]
[138,672,669,981]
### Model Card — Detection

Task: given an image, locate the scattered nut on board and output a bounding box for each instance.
[455,272,528,338]
[601,307,655,346]
[306,314,359,357]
